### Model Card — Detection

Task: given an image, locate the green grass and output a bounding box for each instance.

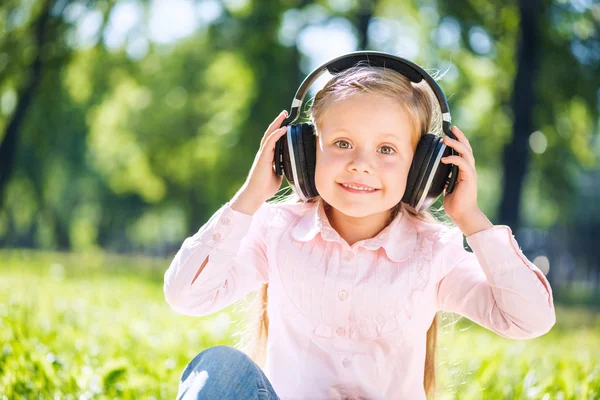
[1,249,599,399]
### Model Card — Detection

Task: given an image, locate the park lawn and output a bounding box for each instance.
[1,249,599,399]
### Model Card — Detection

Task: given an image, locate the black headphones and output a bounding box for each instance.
[273,51,459,213]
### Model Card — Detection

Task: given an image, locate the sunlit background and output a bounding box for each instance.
[1,0,599,398]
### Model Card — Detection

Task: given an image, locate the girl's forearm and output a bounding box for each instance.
[230,185,265,216]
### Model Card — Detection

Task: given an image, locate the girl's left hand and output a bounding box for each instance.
[440,126,480,222]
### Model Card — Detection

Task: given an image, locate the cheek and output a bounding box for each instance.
[382,160,411,191]
[315,150,333,187]
[315,147,343,168]
[314,149,345,194]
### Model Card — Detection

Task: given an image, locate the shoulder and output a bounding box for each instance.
[269,200,314,218]
[411,217,474,280]
[411,217,463,246]
[261,199,315,228]
[409,216,466,264]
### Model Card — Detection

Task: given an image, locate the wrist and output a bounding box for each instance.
[230,186,265,216]
[453,208,494,237]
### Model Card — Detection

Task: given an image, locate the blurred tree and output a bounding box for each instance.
[355,0,378,50]
[0,0,54,208]
[0,0,597,267]
[500,0,541,230]
[437,0,599,229]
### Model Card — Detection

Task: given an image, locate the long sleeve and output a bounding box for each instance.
[164,201,272,316]
[435,225,556,339]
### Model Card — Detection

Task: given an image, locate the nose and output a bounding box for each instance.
[347,149,375,175]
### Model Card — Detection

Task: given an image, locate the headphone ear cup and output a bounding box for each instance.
[274,135,284,177]
[403,134,454,212]
[402,134,438,209]
[300,123,318,198]
[292,122,318,200]
[426,139,454,203]
[283,123,318,201]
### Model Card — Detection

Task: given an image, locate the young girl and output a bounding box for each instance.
[164,61,556,400]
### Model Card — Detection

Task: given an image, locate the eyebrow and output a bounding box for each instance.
[332,128,404,144]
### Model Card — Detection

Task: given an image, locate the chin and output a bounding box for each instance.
[332,203,377,218]
[321,193,393,219]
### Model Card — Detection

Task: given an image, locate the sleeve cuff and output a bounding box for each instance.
[465,225,533,274]
[190,202,259,254]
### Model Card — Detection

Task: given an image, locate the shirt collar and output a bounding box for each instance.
[291,198,417,262]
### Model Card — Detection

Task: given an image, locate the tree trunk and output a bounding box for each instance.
[498,0,539,229]
[356,0,377,50]
[0,0,52,208]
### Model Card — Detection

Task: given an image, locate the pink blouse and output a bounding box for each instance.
[164,198,555,400]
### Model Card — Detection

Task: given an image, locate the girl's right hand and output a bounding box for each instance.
[233,110,289,213]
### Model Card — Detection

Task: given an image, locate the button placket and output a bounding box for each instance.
[335,248,355,346]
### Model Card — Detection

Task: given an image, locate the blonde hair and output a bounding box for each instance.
[233,62,456,399]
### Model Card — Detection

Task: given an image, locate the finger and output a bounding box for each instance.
[264,110,288,139]
[441,155,475,178]
[261,111,287,147]
[451,126,472,152]
[443,136,475,166]
[262,126,287,151]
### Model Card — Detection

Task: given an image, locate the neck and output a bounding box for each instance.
[324,202,395,247]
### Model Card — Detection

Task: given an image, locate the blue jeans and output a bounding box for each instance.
[176,345,280,400]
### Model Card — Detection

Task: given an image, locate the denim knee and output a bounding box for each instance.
[181,346,249,378]
[177,345,278,400]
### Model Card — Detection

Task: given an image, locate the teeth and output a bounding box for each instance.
[342,183,375,191]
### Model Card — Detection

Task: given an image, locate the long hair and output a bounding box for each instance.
[233,63,455,399]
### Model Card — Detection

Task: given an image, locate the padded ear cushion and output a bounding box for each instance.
[293,123,318,199]
[402,134,437,207]
[300,123,318,198]
[291,124,307,196]
[280,123,317,200]
[281,127,295,185]
[425,139,454,202]
[411,136,446,209]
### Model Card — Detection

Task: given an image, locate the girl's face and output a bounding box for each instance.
[314,93,417,220]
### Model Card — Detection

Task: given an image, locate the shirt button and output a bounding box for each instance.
[338,290,348,300]
[213,233,221,241]
[336,327,346,336]
[221,217,230,226]
[342,358,352,368]
[343,251,353,262]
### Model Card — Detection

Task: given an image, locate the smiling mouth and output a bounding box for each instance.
[338,183,380,193]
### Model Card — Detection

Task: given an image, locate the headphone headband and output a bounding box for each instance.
[281,51,452,135]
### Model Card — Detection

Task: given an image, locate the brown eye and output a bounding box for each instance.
[379,146,395,155]
[334,140,351,149]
